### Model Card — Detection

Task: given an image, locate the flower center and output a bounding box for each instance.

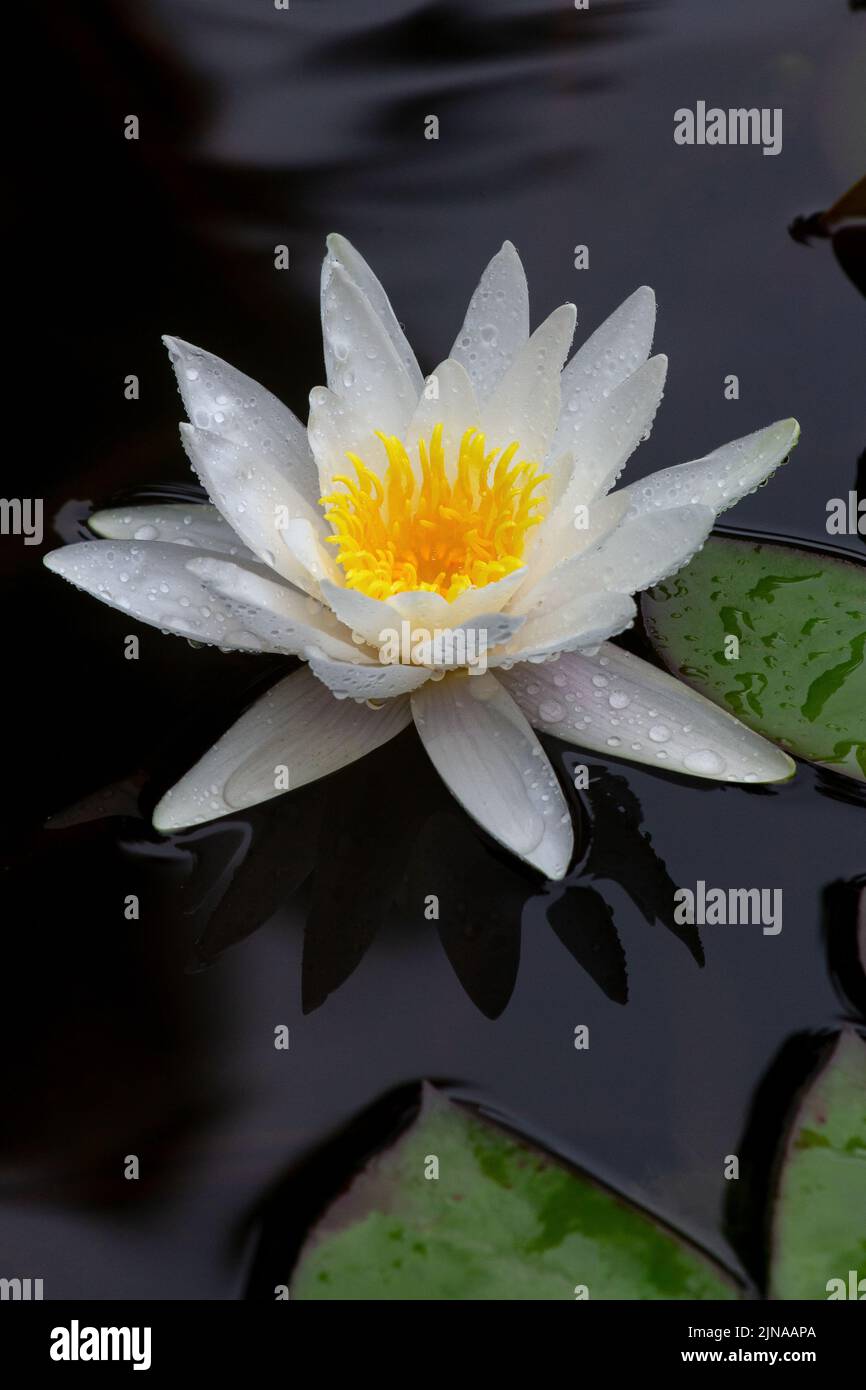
[320,424,547,601]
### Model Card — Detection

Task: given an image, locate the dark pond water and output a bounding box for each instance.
[4,0,863,1297]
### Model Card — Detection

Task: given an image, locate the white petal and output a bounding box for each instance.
[153,666,412,830]
[180,424,324,583]
[404,359,480,466]
[449,241,530,401]
[500,644,795,783]
[187,558,371,662]
[481,303,576,461]
[513,489,630,601]
[280,517,343,594]
[44,541,281,651]
[319,580,402,647]
[549,287,656,490]
[325,234,424,396]
[412,610,525,667]
[89,503,255,560]
[619,418,801,519]
[162,336,319,507]
[519,505,715,615]
[411,671,573,879]
[307,385,382,495]
[308,651,432,701]
[444,569,529,624]
[321,264,418,435]
[491,591,635,664]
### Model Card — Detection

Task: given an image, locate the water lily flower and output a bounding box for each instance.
[45,236,799,878]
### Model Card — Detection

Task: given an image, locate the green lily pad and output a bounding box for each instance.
[769,1030,866,1300]
[290,1086,740,1300]
[641,536,866,780]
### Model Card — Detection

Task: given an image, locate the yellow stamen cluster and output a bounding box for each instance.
[320,424,548,602]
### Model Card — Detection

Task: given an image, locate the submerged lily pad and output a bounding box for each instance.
[769,1030,866,1300]
[641,536,866,780]
[290,1086,740,1300]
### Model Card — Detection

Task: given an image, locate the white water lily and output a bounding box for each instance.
[45,235,799,878]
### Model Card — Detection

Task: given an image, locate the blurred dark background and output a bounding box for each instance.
[3,0,863,1298]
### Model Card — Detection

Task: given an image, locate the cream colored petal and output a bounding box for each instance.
[280,517,343,596]
[480,304,576,461]
[307,385,383,496]
[512,490,631,603]
[411,671,573,879]
[404,359,480,469]
[318,580,403,648]
[549,286,656,497]
[153,666,412,830]
[517,505,715,616]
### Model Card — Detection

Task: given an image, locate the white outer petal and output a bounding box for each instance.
[153,666,412,830]
[180,424,324,581]
[186,558,372,662]
[321,264,418,435]
[324,234,423,396]
[481,304,576,462]
[89,504,255,561]
[500,644,795,783]
[449,241,530,402]
[491,591,635,665]
[162,336,319,507]
[619,419,801,519]
[308,652,433,701]
[411,671,574,879]
[44,541,281,651]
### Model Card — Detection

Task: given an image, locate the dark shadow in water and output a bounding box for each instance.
[547,886,629,1004]
[722,1031,840,1294]
[39,720,701,1017]
[822,874,866,1019]
[579,762,704,965]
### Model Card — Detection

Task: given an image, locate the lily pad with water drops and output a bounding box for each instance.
[289,1085,741,1300]
[641,536,866,781]
[769,1030,866,1300]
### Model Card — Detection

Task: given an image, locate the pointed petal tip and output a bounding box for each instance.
[42,547,66,575]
